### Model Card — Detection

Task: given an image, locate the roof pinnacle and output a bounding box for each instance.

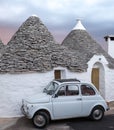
[73,19,86,30]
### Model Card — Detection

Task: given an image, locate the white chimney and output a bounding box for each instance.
[104,35,114,58]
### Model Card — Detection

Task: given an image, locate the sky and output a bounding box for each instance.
[0,0,114,49]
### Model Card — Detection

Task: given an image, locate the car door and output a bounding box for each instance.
[80,84,97,116]
[52,84,82,119]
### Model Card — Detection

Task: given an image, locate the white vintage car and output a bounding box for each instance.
[21,79,109,128]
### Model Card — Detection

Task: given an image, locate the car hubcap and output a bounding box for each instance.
[93,109,102,120]
[34,115,45,127]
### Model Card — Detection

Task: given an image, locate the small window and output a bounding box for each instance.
[57,86,66,96]
[81,84,95,96]
[66,85,79,96]
[54,70,61,79]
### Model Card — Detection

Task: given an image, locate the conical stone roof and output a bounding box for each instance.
[0,39,5,57]
[0,39,3,46]
[62,21,114,69]
[0,16,87,73]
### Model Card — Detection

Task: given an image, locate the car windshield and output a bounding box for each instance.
[43,81,59,95]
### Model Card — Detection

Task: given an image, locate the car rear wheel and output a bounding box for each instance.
[33,111,49,128]
[90,106,104,121]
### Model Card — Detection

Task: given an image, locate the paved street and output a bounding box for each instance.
[68,114,114,130]
[0,109,114,130]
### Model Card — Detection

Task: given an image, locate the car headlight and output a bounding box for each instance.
[22,99,34,114]
[25,104,34,112]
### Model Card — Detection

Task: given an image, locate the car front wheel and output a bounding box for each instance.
[90,106,104,121]
[33,111,49,128]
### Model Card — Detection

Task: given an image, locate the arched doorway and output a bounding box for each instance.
[92,68,99,90]
[91,62,105,98]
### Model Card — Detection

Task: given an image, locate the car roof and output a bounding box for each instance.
[53,79,94,86]
[53,79,99,93]
[54,79,80,84]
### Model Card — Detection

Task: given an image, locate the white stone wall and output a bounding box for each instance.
[87,55,108,99]
[0,57,114,117]
[54,66,89,81]
[105,68,114,101]
[0,72,54,117]
[0,68,89,117]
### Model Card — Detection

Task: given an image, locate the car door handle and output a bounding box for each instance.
[76,98,82,101]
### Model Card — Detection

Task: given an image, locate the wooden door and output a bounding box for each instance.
[54,70,61,79]
[91,68,99,90]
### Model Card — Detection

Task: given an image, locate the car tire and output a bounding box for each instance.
[32,111,50,128]
[90,106,104,121]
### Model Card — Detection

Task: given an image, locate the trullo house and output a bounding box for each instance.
[0,15,114,117]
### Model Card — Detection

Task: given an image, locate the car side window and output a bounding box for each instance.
[66,85,79,96]
[57,86,66,96]
[58,85,79,96]
[81,84,96,96]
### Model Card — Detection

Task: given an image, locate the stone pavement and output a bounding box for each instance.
[0,101,114,130]
[105,101,114,115]
[0,117,19,130]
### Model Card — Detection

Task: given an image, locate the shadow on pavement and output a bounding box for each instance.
[67,114,114,130]
[4,117,43,130]
[4,117,69,130]
[4,114,114,130]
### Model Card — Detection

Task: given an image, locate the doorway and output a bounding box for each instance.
[91,62,105,98]
[92,68,99,90]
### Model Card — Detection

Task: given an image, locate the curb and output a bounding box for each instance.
[47,125,71,130]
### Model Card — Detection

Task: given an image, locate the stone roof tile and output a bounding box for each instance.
[62,29,114,69]
[0,39,5,57]
[0,16,85,73]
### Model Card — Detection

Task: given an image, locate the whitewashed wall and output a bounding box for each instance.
[0,72,54,117]
[0,68,89,117]
[87,55,107,99]
[105,67,114,101]
[0,55,114,117]
[55,66,89,81]
[87,54,114,101]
